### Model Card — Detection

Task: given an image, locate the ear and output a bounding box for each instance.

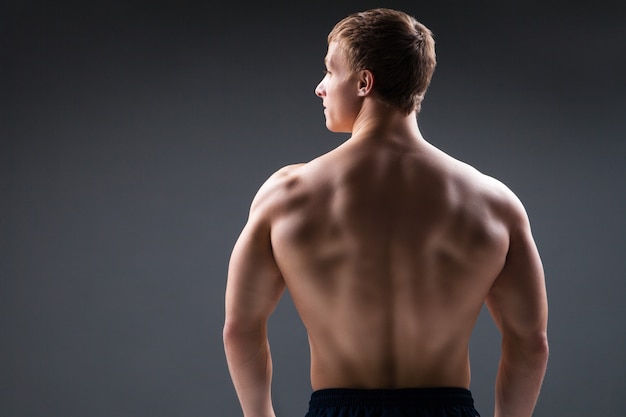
[357,69,374,97]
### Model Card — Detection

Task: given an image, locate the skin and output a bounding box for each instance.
[224,41,548,417]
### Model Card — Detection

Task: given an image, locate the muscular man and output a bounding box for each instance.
[224,8,548,417]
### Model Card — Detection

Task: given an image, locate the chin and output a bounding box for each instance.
[326,120,351,133]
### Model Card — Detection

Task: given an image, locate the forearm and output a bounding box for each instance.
[223,323,276,417]
[494,336,549,417]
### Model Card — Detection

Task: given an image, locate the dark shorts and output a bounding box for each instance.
[305,387,480,417]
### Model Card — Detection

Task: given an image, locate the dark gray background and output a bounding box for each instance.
[3,1,625,416]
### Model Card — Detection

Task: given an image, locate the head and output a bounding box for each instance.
[324,8,436,116]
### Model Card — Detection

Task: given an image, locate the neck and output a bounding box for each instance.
[348,98,424,146]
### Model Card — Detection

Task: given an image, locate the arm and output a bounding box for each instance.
[223,184,286,417]
[486,202,549,417]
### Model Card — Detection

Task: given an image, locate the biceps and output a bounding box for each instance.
[225,222,286,327]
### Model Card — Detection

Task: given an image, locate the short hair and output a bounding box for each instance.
[328,8,436,115]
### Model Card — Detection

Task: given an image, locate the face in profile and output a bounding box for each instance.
[315,42,363,133]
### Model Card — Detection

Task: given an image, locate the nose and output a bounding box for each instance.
[315,80,325,98]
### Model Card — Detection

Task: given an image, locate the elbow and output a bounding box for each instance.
[526,334,549,374]
[223,319,265,350]
[503,331,549,369]
[527,331,549,357]
[222,321,235,349]
[222,320,244,357]
[223,320,244,349]
[524,332,549,371]
[535,333,550,365]
[223,319,268,368]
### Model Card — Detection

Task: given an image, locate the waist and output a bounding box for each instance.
[309,387,475,408]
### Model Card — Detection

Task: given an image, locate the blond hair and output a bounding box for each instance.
[328,8,436,115]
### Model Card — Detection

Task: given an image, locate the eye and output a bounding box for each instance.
[323,69,331,76]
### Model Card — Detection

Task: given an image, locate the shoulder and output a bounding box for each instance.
[248,163,307,222]
[472,168,531,232]
[447,156,530,230]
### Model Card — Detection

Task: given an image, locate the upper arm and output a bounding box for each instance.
[225,218,285,331]
[486,200,548,343]
[224,167,300,330]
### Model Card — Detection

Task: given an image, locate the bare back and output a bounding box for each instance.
[225,14,547,415]
[268,137,515,390]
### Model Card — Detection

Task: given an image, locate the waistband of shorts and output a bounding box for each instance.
[309,387,474,408]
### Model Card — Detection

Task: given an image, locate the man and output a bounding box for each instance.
[224,8,548,417]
